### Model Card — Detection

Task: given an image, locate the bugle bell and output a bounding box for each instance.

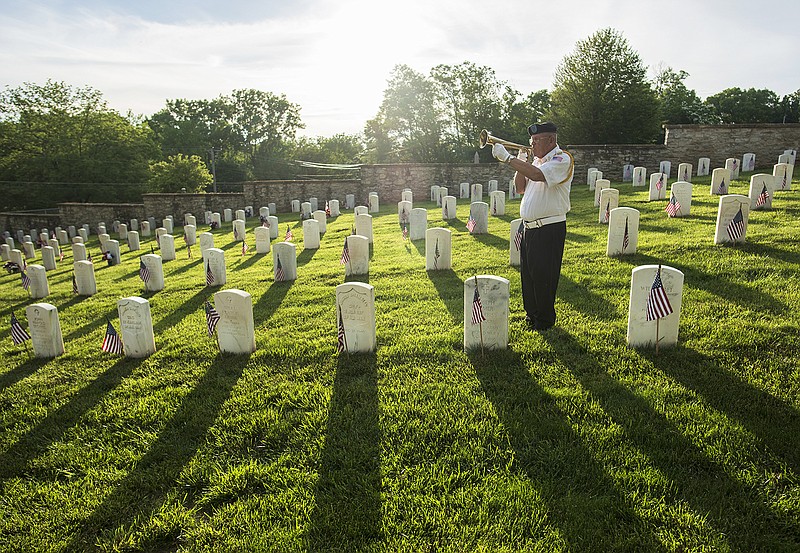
[479,129,531,155]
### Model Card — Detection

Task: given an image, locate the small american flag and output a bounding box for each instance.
[402,225,408,240]
[101,319,124,355]
[275,256,285,281]
[718,178,727,195]
[513,220,524,251]
[206,261,215,286]
[205,300,220,337]
[646,266,674,322]
[443,203,448,219]
[655,173,664,191]
[285,225,293,241]
[726,206,745,241]
[491,199,496,215]
[325,201,331,217]
[242,240,248,256]
[187,242,193,259]
[622,217,630,251]
[72,272,78,294]
[233,226,240,241]
[433,238,440,269]
[20,270,31,291]
[10,312,31,345]
[139,259,151,283]
[665,193,681,217]
[59,246,64,262]
[340,238,350,265]
[602,202,610,224]
[337,304,347,353]
[466,213,476,233]
[755,184,769,208]
[471,283,487,325]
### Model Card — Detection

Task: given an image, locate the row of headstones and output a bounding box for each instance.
[16,264,684,359]
[432,181,522,204]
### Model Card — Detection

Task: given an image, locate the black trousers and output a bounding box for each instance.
[520,221,566,329]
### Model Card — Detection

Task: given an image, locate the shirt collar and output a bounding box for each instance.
[535,145,560,163]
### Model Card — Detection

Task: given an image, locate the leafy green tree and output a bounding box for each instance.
[653,67,719,125]
[705,87,783,123]
[147,154,213,193]
[779,90,800,123]
[549,28,660,144]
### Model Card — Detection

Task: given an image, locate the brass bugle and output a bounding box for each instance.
[479,129,531,155]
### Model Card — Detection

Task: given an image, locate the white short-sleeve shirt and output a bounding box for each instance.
[519,146,574,221]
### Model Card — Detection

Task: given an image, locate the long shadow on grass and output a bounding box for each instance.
[0,356,49,396]
[297,247,319,268]
[739,241,800,266]
[66,353,248,551]
[470,349,664,551]
[641,345,800,476]
[615,252,785,315]
[542,328,800,551]
[307,352,382,550]
[558,274,619,321]
[0,357,144,480]
[253,280,295,327]
[426,269,463,324]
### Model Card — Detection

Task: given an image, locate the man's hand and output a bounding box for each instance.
[517,149,528,162]
[492,143,512,163]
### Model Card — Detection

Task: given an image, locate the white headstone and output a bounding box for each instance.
[425,228,451,271]
[742,153,756,172]
[104,239,121,266]
[57,229,68,245]
[509,219,524,267]
[669,181,692,217]
[1,243,10,262]
[328,199,340,217]
[437,186,448,207]
[268,216,279,239]
[487,179,498,193]
[345,195,354,209]
[442,196,457,220]
[199,232,214,255]
[677,163,692,182]
[335,282,376,353]
[233,220,246,243]
[128,230,140,251]
[463,275,509,351]
[409,208,427,241]
[598,188,619,223]
[649,173,667,201]
[783,149,797,165]
[259,206,270,218]
[78,228,89,241]
[508,179,519,200]
[749,174,775,210]
[22,241,36,260]
[235,209,246,222]
[117,296,157,357]
[368,193,379,213]
[5,236,14,249]
[214,289,256,354]
[98,233,110,252]
[470,183,483,203]
[162,218,174,234]
[468,202,489,234]
[632,167,646,187]
[183,225,196,246]
[72,243,87,262]
[255,226,271,254]
[778,153,791,164]
[140,220,151,237]
[268,202,277,214]
[588,168,601,191]
[273,242,297,282]
[303,219,321,250]
[398,201,412,225]
[312,210,327,233]
[594,178,610,207]
[9,248,24,268]
[28,264,49,299]
[309,198,319,212]
[430,185,441,202]
[41,246,57,270]
[459,182,469,199]
[725,158,740,180]
[697,157,710,177]
[401,190,413,203]
[659,161,672,178]
[622,164,634,182]
[354,205,368,216]
[212,212,222,227]
[344,234,369,276]
[25,303,65,358]
[607,207,639,256]
[74,260,97,296]
[711,168,731,195]
[155,227,167,248]
[489,191,505,216]
[205,248,227,286]
[160,234,176,261]
[773,162,793,191]
[118,223,128,241]
[140,254,164,292]
[626,265,683,348]
[223,209,233,222]
[291,200,301,213]
[355,213,373,243]
[714,194,750,245]
[67,225,76,238]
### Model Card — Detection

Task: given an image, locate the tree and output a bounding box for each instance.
[653,67,719,125]
[147,154,213,193]
[549,28,661,144]
[705,87,783,123]
[779,90,800,123]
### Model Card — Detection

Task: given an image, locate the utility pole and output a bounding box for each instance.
[209,148,218,193]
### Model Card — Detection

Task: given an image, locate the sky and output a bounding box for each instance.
[2,0,798,137]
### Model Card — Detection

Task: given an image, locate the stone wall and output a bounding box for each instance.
[59,203,146,230]
[0,212,62,235]
[142,193,245,220]
[243,180,361,212]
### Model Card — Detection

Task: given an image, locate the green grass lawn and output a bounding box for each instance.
[1,169,799,552]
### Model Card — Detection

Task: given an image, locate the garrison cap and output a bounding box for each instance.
[528,122,557,135]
